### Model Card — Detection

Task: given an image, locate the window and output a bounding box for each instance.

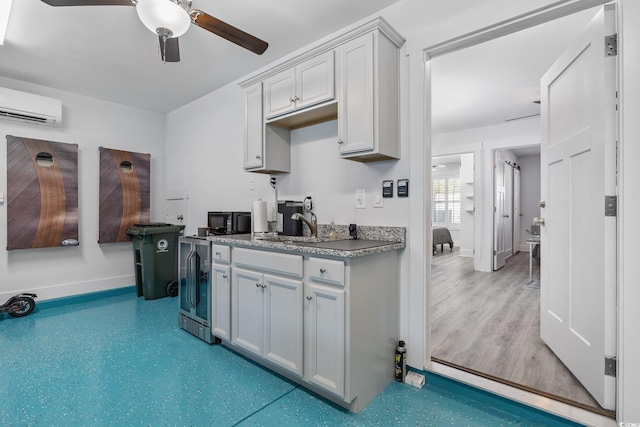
[433,177,460,224]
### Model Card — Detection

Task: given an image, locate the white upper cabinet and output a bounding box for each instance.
[244,82,291,174]
[243,83,263,169]
[240,17,403,172]
[264,51,335,120]
[337,30,400,162]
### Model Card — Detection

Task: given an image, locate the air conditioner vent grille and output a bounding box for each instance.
[0,110,49,124]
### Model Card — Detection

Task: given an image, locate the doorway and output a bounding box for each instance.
[428,4,616,416]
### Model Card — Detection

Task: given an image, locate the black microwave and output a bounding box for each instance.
[208,211,251,235]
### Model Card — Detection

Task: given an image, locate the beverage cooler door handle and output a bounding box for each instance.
[186,249,196,309]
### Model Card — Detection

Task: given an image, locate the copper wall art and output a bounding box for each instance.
[98,147,150,243]
[6,135,79,250]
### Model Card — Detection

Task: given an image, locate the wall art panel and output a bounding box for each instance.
[98,147,150,243]
[6,135,79,250]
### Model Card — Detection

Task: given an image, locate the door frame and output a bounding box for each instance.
[406,0,630,422]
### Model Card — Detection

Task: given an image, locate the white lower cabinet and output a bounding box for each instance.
[304,282,345,397]
[211,244,232,341]
[228,246,399,413]
[231,256,303,376]
[211,264,231,341]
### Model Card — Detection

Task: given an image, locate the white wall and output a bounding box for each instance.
[618,0,640,421]
[433,119,540,271]
[517,154,540,251]
[164,83,271,232]
[0,76,166,301]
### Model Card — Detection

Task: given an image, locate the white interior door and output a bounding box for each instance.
[540,5,616,410]
[493,152,508,270]
[513,167,521,254]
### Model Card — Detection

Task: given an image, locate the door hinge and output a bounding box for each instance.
[605,195,617,217]
[494,206,497,213]
[605,356,616,377]
[605,34,617,57]
[493,250,497,256]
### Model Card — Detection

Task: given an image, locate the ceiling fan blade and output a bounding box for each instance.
[159,36,180,63]
[189,10,268,55]
[41,0,133,5]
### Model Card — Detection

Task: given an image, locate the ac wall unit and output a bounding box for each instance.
[0,87,62,126]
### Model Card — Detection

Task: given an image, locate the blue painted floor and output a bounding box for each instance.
[0,289,584,426]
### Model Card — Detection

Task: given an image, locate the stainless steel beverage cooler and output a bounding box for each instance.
[178,237,215,344]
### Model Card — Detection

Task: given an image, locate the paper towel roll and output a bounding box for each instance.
[252,200,268,233]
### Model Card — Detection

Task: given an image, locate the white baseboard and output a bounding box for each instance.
[0,275,135,302]
[459,248,474,257]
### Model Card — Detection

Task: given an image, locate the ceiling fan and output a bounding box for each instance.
[40,0,269,62]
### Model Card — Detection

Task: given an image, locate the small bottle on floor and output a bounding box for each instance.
[395,340,406,382]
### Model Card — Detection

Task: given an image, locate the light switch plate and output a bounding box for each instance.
[373,192,383,208]
[355,189,366,209]
[249,176,255,190]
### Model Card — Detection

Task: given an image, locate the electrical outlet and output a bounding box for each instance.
[355,189,366,209]
[373,192,383,208]
[249,176,255,190]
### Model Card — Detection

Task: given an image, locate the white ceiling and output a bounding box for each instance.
[0,0,400,113]
[431,6,600,135]
[0,1,605,134]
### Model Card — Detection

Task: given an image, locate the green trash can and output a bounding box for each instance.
[126,223,185,300]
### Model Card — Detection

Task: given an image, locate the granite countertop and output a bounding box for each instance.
[204,226,405,258]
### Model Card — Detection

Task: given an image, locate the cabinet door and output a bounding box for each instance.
[211,264,231,341]
[263,274,303,376]
[304,283,345,397]
[337,32,374,155]
[264,68,296,119]
[244,83,263,169]
[232,268,264,356]
[295,51,334,110]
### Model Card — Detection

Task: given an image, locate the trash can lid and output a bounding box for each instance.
[126,223,185,236]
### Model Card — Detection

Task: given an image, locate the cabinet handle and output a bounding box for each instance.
[289,97,294,103]
[262,284,267,289]
[256,283,261,288]
[255,154,261,159]
[222,274,228,279]
[215,251,221,256]
[293,95,299,102]
[338,139,343,144]
[306,295,313,301]
[320,268,326,274]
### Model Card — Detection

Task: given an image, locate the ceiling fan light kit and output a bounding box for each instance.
[135,0,191,39]
[40,0,269,61]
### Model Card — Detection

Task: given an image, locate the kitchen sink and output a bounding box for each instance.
[294,239,396,250]
[253,235,326,244]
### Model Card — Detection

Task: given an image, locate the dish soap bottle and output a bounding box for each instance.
[328,218,337,240]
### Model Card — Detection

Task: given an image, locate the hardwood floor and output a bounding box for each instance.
[431,248,602,410]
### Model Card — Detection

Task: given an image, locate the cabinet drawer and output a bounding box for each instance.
[308,257,344,287]
[234,247,303,278]
[212,245,231,264]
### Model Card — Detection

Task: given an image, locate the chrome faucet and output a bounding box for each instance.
[291,212,317,238]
